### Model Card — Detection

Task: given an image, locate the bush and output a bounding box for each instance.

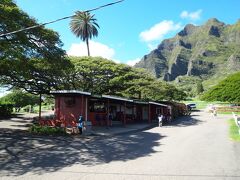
[0,104,13,117]
[29,124,66,135]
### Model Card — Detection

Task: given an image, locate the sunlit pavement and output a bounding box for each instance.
[0,111,54,130]
[1,111,240,180]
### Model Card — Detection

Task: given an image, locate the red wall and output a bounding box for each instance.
[54,95,170,126]
[55,95,88,126]
[149,105,167,123]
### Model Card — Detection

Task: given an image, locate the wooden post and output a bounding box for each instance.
[85,97,88,121]
[124,102,126,126]
[132,104,134,122]
[57,97,61,119]
[81,95,83,116]
[148,103,151,123]
[119,103,122,124]
[107,99,110,127]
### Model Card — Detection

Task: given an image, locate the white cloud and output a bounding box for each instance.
[140,20,181,42]
[126,58,141,66]
[67,40,115,59]
[180,9,202,21]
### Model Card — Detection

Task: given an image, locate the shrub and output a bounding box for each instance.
[29,124,66,135]
[0,104,13,117]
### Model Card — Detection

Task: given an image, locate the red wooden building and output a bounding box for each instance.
[51,90,91,127]
[50,90,171,127]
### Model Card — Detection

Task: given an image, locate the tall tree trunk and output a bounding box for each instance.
[86,38,90,56]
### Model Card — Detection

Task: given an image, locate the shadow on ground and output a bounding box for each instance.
[164,114,204,128]
[0,113,34,122]
[0,129,164,176]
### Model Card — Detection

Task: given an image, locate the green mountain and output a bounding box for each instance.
[135,18,240,95]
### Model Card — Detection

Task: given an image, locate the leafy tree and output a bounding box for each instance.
[70,11,99,56]
[0,90,39,111]
[201,72,240,103]
[69,56,115,94]
[0,0,73,118]
[173,76,202,97]
[0,104,13,117]
[68,56,187,101]
[0,0,72,95]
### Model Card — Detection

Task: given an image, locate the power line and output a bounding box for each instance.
[0,0,124,37]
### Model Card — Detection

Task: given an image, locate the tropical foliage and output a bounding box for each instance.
[68,56,187,101]
[0,90,39,111]
[136,18,240,97]
[196,81,204,95]
[29,124,66,135]
[0,0,72,95]
[0,1,186,103]
[0,104,13,117]
[201,72,240,103]
[70,11,99,56]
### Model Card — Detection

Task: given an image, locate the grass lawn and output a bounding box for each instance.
[218,112,240,115]
[228,119,240,141]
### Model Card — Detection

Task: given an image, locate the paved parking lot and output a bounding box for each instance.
[0,111,240,180]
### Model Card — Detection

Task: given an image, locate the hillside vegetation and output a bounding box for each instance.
[201,72,240,103]
[135,18,240,96]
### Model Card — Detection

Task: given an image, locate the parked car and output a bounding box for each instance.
[187,103,197,110]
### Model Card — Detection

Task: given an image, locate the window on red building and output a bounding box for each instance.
[89,99,106,112]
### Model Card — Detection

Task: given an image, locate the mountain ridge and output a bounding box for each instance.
[135,18,240,88]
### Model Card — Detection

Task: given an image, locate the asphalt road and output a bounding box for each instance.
[1,111,240,180]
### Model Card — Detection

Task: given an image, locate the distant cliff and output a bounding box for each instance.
[135,18,240,82]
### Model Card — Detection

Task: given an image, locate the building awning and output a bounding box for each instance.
[149,101,168,107]
[50,90,91,96]
[102,95,134,102]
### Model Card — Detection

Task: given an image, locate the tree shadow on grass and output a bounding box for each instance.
[0,130,165,176]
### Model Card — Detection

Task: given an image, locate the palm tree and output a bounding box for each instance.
[70,11,99,56]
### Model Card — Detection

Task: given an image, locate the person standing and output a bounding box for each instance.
[78,115,84,134]
[109,112,113,127]
[213,106,217,117]
[158,114,163,127]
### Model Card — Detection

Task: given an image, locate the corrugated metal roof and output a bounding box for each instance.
[134,100,149,105]
[149,101,168,107]
[50,90,171,107]
[102,95,134,102]
[50,90,91,96]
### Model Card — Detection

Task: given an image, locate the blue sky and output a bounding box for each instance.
[14,0,240,65]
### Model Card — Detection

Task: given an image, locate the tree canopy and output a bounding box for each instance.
[201,72,240,103]
[0,0,71,94]
[0,89,39,110]
[68,56,187,101]
[0,1,186,102]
